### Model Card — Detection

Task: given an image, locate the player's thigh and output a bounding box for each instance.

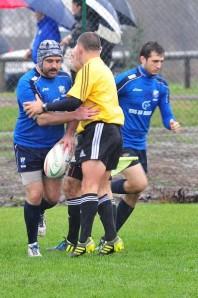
[63,176,82,198]
[81,160,106,193]
[63,162,82,198]
[43,177,62,203]
[123,163,148,190]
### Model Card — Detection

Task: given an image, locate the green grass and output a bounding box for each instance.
[0,106,17,132]
[151,99,198,127]
[170,83,198,95]
[0,204,197,298]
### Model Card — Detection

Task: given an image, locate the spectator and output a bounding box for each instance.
[61,0,116,67]
[25,12,61,63]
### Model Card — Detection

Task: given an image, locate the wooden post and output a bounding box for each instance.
[184,57,190,88]
[0,61,6,92]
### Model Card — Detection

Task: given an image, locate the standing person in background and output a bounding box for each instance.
[24,12,61,64]
[61,0,115,67]
[14,39,96,257]
[24,32,125,257]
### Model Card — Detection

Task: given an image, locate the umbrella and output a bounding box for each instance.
[86,0,121,37]
[25,0,76,29]
[0,0,76,30]
[108,0,137,26]
[0,0,26,9]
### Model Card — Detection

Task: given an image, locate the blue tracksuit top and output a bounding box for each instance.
[14,68,72,148]
[31,16,61,64]
[116,65,175,150]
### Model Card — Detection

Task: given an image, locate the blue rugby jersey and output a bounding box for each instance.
[31,16,61,64]
[14,68,72,148]
[116,65,175,150]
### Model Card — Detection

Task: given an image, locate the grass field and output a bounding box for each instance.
[0,204,197,298]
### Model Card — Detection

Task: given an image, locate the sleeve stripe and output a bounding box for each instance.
[80,64,90,100]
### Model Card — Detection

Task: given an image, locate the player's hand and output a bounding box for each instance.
[73,105,99,121]
[170,119,181,132]
[60,134,75,154]
[23,94,43,118]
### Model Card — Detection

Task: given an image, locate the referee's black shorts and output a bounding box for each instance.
[75,121,122,171]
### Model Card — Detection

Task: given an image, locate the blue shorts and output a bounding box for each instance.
[121,148,148,173]
[14,144,51,173]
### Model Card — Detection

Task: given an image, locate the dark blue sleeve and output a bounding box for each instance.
[115,70,131,97]
[158,83,175,130]
[16,78,36,108]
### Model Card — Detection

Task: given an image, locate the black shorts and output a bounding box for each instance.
[121,148,148,173]
[69,122,122,178]
[14,144,51,173]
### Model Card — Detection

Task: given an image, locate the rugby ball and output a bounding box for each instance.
[44,143,71,178]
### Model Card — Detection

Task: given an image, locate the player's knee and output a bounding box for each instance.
[127,177,148,194]
[26,189,43,205]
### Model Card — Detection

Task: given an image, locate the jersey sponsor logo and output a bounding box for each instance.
[20,157,26,169]
[31,76,39,82]
[128,108,152,116]
[128,74,137,79]
[128,100,152,116]
[58,85,66,94]
[142,100,151,110]
[42,87,49,92]
[152,89,159,101]
[132,88,143,92]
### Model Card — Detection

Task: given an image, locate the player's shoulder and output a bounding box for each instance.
[116,66,141,89]
[155,74,169,88]
[17,68,40,87]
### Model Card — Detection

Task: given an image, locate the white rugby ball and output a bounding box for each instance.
[44,143,71,178]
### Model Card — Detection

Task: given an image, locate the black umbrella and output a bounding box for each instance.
[108,0,137,26]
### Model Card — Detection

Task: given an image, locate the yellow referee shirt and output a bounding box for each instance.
[67,57,124,133]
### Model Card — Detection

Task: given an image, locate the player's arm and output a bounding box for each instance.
[36,106,99,126]
[23,93,82,118]
[158,86,181,132]
[17,77,37,110]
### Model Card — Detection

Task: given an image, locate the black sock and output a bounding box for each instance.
[67,197,81,245]
[116,200,134,232]
[98,195,117,241]
[112,199,117,224]
[24,201,40,244]
[111,179,128,194]
[40,198,57,215]
[79,193,98,243]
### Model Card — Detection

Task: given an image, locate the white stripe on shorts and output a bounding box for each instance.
[91,123,104,159]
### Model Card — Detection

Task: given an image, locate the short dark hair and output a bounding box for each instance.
[72,0,82,6]
[77,32,101,51]
[139,41,165,59]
